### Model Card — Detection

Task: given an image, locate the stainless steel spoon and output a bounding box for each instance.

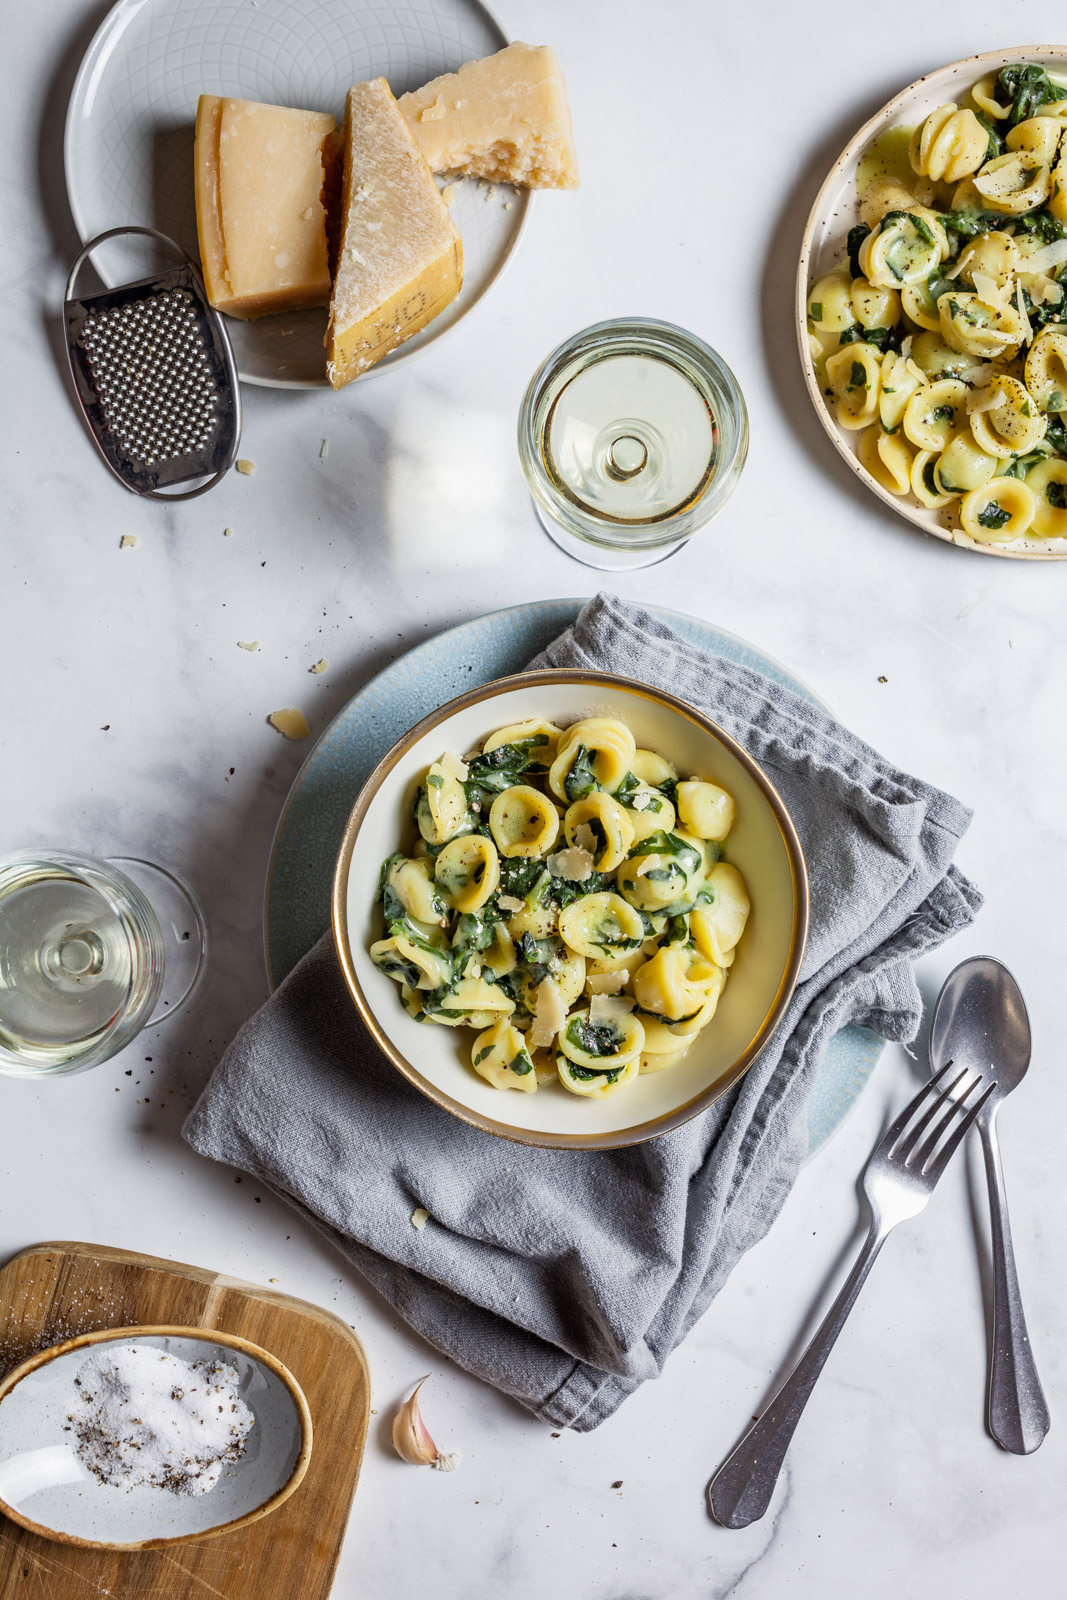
[930,957,1050,1455]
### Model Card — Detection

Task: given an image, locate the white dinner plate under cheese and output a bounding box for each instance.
[64,0,530,389]
[797,45,1067,560]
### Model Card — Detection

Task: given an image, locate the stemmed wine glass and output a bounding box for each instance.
[0,849,207,1078]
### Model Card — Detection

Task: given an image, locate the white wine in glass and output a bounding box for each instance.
[0,850,206,1078]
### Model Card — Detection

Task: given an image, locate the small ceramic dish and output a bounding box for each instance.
[0,1326,312,1549]
[797,44,1067,560]
[333,670,809,1150]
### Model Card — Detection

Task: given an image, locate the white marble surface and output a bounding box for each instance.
[2,0,1065,1594]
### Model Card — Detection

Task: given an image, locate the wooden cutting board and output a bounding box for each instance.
[0,1241,370,1599]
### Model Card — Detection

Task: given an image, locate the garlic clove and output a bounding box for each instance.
[392,1378,438,1465]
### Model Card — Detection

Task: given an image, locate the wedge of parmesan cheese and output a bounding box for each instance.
[528,976,566,1049]
[397,43,579,190]
[326,78,463,387]
[194,96,338,318]
[546,845,593,882]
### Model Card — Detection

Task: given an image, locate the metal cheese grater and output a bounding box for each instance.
[64,226,241,500]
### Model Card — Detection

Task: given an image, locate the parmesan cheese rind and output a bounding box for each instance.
[326,78,463,387]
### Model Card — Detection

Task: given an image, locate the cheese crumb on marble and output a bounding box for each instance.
[237,640,260,652]
[223,527,233,537]
[235,459,256,476]
[268,708,310,740]
[119,534,138,548]
[310,658,329,675]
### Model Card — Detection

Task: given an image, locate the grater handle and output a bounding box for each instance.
[65,226,198,304]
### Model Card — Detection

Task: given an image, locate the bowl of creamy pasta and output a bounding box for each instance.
[798,46,1067,558]
[331,672,808,1150]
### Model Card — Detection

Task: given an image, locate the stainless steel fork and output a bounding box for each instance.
[708,1063,996,1529]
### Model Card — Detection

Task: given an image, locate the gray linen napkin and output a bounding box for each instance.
[184,596,981,1430]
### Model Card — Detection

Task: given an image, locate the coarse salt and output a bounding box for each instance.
[68,1345,254,1497]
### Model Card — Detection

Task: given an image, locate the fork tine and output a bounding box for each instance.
[905,1070,987,1172]
[889,1065,971,1159]
[877,1062,952,1156]
[921,1080,998,1181]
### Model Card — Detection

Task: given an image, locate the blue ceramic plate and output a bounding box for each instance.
[263,600,883,1155]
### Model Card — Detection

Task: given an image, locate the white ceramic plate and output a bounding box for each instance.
[333,673,808,1150]
[64,0,530,389]
[0,1328,311,1549]
[797,45,1067,560]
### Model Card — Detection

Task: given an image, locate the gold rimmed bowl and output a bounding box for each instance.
[332,671,809,1150]
[0,1326,312,1549]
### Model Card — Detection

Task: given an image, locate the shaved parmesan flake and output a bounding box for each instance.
[528,977,566,1049]
[574,822,598,855]
[966,387,1001,414]
[973,272,1008,308]
[1018,238,1067,276]
[586,971,628,996]
[439,750,469,782]
[944,246,976,282]
[589,993,635,1024]
[547,845,593,882]
[630,790,652,811]
[1015,283,1033,345]
[496,894,525,913]
[635,854,662,878]
[905,358,930,388]
[1024,275,1064,307]
[899,334,913,360]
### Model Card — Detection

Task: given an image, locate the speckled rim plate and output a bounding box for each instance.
[797,44,1067,559]
[263,600,884,1156]
[64,0,531,389]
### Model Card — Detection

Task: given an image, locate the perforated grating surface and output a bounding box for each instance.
[79,290,218,466]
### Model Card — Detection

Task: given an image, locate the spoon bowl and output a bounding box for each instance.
[930,956,1031,1097]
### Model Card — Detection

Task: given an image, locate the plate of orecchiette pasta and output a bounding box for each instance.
[332,672,808,1150]
[799,46,1067,557]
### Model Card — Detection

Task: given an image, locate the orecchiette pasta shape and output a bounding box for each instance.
[371,713,752,1100]
[809,58,1067,546]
